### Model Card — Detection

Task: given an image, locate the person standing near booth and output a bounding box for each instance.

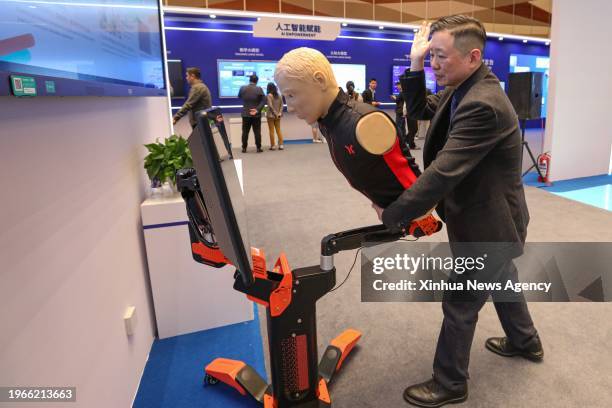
[362,78,381,107]
[266,82,285,150]
[172,67,211,128]
[379,16,543,407]
[238,74,265,153]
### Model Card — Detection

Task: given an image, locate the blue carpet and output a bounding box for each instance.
[133,305,266,408]
[523,172,612,211]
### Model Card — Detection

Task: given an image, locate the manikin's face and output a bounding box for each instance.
[429,30,481,87]
[276,73,329,125]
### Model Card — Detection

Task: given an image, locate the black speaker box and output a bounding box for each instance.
[507,72,543,120]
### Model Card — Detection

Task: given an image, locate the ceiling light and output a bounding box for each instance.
[379,25,384,30]
[498,36,504,41]
[342,23,348,27]
[545,41,550,46]
[413,28,418,32]
[523,39,528,43]
[210,14,216,19]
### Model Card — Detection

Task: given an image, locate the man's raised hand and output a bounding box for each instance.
[410,21,432,71]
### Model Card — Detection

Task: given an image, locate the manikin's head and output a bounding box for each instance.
[369,78,377,90]
[185,67,201,86]
[275,47,339,125]
[429,15,486,87]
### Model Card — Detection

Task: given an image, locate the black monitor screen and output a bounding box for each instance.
[167,60,185,98]
[188,112,253,286]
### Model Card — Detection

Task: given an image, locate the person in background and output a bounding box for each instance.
[238,74,266,153]
[362,78,381,107]
[391,81,408,147]
[346,80,362,107]
[404,97,420,150]
[266,82,285,150]
[172,67,212,128]
[311,122,324,143]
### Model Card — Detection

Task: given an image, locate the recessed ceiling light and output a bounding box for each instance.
[342,23,348,27]
[523,39,528,43]
[545,41,550,46]
[379,26,384,30]
[498,36,504,41]
[413,28,418,32]
[210,14,216,19]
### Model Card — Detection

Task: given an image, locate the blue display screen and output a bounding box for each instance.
[509,53,550,118]
[392,65,436,94]
[0,0,166,96]
[217,59,366,98]
[217,60,277,98]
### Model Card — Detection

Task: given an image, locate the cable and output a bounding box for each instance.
[329,236,420,292]
[329,246,362,292]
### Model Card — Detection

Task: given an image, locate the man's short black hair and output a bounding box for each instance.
[430,14,487,55]
[249,74,259,84]
[395,81,401,85]
[369,78,377,82]
[186,67,201,79]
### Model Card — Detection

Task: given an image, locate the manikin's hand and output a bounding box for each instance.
[410,21,432,71]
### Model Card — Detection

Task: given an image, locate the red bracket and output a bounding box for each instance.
[269,253,293,317]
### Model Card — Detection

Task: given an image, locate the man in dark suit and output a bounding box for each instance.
[362,78,381,107]
[378,15,543,407]
[238,74,266,153]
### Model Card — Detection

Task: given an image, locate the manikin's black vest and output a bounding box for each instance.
[318,89,422,208]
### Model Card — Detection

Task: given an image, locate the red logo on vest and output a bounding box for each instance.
[344,144,356,155]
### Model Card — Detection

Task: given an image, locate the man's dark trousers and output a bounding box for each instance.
[406,118,418,148]
[433,258,540,392]
[242,116,262,150]
[395,113,407,147]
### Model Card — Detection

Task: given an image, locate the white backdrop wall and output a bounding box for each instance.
[545,0,612,181]
[0,96,170,407]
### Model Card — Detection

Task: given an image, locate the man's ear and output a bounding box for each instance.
[470,49,482,65]
[313,71,328,90]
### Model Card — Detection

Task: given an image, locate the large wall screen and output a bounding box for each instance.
[0,0,166,96]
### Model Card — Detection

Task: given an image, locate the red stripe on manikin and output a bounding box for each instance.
[383,138,418,189]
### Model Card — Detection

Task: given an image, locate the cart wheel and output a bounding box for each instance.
[204,374,219,386]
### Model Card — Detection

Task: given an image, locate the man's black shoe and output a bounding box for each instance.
[403,377,467,407]
[256,148,263,153]
[241,147,247,153]
[485,336,544,362]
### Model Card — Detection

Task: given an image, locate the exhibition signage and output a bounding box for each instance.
[253,17,340,41]
[10,75,36,96]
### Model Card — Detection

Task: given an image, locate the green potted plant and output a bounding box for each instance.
[144,134,193,195]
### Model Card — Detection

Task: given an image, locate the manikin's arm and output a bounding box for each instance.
[355,112,436,223]
[355,112,396,155]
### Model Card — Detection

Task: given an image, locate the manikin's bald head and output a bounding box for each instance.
[275,47,339,124]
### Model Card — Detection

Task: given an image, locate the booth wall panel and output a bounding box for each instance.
[0,96,171,408]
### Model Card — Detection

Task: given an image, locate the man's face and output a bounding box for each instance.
[369,80,377,90]
[429,30,479,87]
[185,73,196,85]
[396,83,402,92]
[276,73,327,125]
